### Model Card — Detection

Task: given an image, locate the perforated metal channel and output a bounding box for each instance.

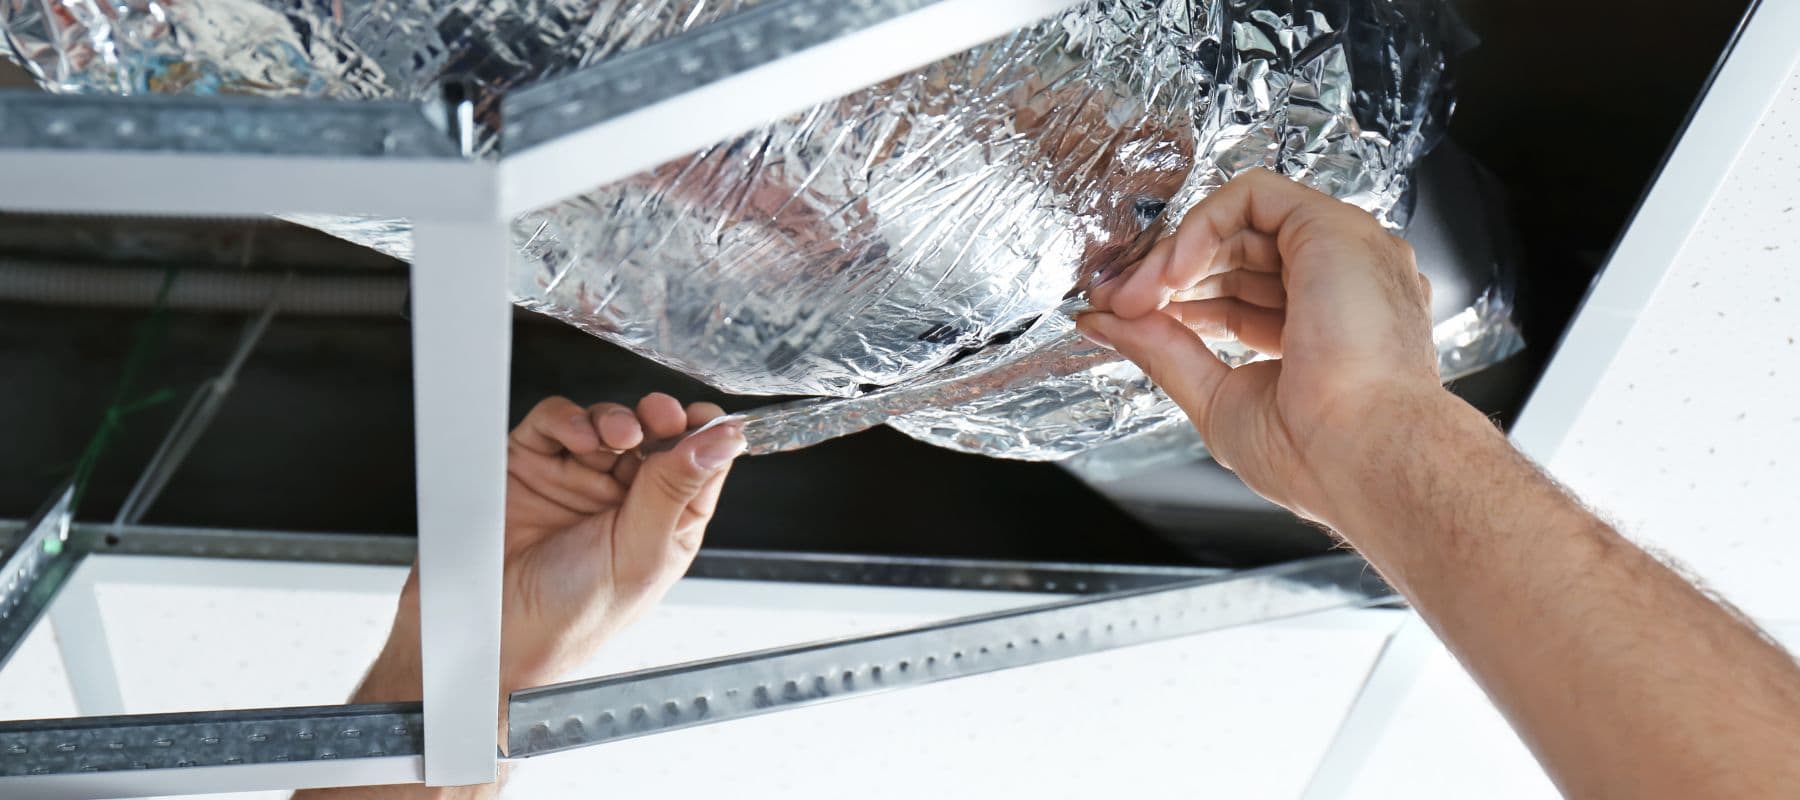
[508,553,1392,757]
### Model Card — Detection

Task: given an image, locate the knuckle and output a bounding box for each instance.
[532,395,573,417]
[650,461,704,501]
[1386,232,1417,265]
[1140,358,1177,399]
[670,523,705,557]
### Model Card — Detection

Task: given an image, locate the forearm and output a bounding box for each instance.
[1328,395,1800,799]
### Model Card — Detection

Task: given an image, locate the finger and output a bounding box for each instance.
[1113,168,1351,318]
[613,420,747,589]
[1078,312,1231,442]
[504,475,581,551]
[1204,230,1282,277]
[686,402,726,430]
[563,403,636,474]
[614,399,720,484]
[612,449,643,484]
[1180,269,1286,310]
[506,450,625,513]
[668,468,732,555]
[684,468,730,522]
[1096,229,1282,315]
[588,403,643,452]
[1109,235,1179,315]
[637,392,688,440]
[510,396,600,457]
[1202,359,1284,478]
[1165,298,1286,355]
[1091,236,1174,312]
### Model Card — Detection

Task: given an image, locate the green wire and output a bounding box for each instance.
[67,268,180,515]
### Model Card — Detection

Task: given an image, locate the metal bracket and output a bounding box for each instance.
[0,482,77,672]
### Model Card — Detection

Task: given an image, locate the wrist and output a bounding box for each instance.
[1309,389,1521,592]
[355,601,522,756]
[1304,385,1468,518]
[352,603,424,704]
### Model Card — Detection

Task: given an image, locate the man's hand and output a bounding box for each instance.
[488,393,743,691]
[1082,167,1445,526]
[1087,169,1800,800]
[335,393,743,721]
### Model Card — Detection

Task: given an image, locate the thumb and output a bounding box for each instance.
[1079,311,1231,443]
[614,421,746,585]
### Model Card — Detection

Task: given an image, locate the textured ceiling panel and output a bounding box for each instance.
[1547,64,1800,623]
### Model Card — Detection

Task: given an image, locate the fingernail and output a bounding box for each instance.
[570,413,595,433]
[602,407,638,434]
[692,423,747,470]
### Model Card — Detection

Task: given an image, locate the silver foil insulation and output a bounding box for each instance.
[2,0,1522,472]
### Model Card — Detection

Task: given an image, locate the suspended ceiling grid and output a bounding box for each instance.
[2,11,1798,800]
[0,573,1393,800]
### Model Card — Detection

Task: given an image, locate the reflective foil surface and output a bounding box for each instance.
[3,0,1521,469]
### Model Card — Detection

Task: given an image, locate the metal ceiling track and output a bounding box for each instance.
[506,554,1393,758]
[0,0,1401,795]
[0,481,76,674]
[0,511,1392,786]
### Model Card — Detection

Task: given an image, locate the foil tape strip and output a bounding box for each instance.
[754,279,1523,472]
[731,304,1121,455]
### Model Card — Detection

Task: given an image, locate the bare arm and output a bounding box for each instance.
[1083,168,1800,798]
[1344,388,1800,798]
[295,393,747,800]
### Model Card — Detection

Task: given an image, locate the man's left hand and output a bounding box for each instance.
[371,393,745,703]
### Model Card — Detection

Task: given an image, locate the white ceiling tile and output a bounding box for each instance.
[1341,642,1556,800]
[95,583,397,714]
[0,622,79,722]
[1547,65,1800,622]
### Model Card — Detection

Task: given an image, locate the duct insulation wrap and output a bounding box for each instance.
[1,0,1522,473]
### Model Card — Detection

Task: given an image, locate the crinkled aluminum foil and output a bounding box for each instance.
[512,4,1213,399]
[885,0,1495,464]
[1,0,757,103]
[3,0,1513,465]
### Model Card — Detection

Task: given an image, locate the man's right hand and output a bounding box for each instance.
[1083,169,1800,800]
[1082,167,1452,527]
